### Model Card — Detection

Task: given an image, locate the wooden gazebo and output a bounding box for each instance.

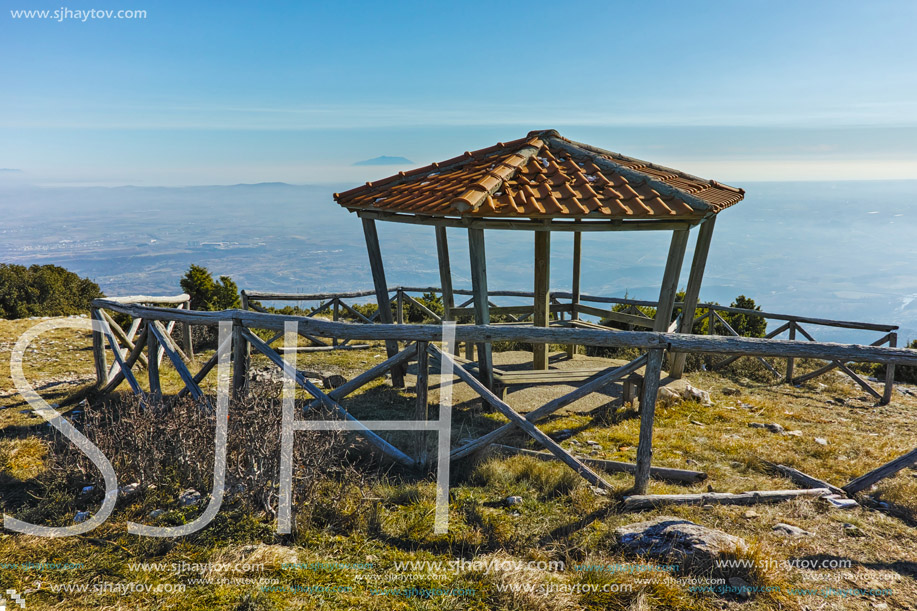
[334,129,744,388]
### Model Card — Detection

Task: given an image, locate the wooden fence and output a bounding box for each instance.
[90,296,917,496]
[242,287,899,403]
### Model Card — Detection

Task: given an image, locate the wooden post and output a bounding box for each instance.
[533,231,551,370]
[670,217,715,378]
[785,321,797,383]
[654,228,690,334]
[231,319,248,401]
[332,298,339,347]
[396,288,404,325]
[882,332,897,405]
[567,231,582,358]
[147,327,161,398]
[634,348,665,494]
[415,341,429,467]
[362,217,405,387]
[90,307,109,386]
[240,292,250,368]
[468,227,493,389]
[180,301,194,361]
[435,226,455,321]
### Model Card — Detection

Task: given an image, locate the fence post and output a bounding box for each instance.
[90,307,109,386]
[415,341,429,467]
[231,318,248,401]
[181,301,194,361]
[396,289,404,325]
[634,347,665,494]
[332,298,340,347]
[882,332,897,405]
[147,328,161,398]
[785,320,796,383]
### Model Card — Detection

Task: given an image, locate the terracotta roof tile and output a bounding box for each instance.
[334,129,744,220]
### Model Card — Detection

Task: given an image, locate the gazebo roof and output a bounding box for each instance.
[334,129,744,221]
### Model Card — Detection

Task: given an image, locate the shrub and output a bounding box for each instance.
[0,263,103,319]
[179,264,240,311]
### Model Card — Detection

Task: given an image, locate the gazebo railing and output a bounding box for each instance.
[241,287,898,402]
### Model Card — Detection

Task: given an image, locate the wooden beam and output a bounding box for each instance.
[241,328,414,466]
[882,332,897,405]
[567,231,582,358]
[98,327,148,395]
[356,209,700,232]
[149,321,203,400]
[362,217,404,387]
[634,348,664,494]
[90,308,109,386]
[432,345,612,490]
[468,227,493,389]
[670,216,715,378]
[533,230,551,370]
[435,226,455,323]
[450,354,648,460]
[490,444,706,483]
[623,488,832,511]
[654,229,690,333]
[768,463,846,496]
[147,327,161,398]
[231,320,247,400]
[843,448,917,495]
[415,341,429,467]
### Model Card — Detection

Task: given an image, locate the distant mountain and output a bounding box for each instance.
[353,156,413,166]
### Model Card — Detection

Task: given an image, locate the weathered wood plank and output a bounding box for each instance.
[231,320,247,400]
[534,230,551,370]
[843,448,917,495]
[415,342,429,466]
[468,227,493,389]
[149,321,203,400]
[435,226,455,323]
[362,218,404,387]
[882,332,897,405]
[99,309,150,369]
[304,344,417,411]
[98,327,148,395]
[623,488,832,511]
[670,216,716,378]
[768,463,846,496]
[147,328,161,397]
[634,348,664,494]
[491,444,707,483]
[653,229,690,334]
[99,318,142,395]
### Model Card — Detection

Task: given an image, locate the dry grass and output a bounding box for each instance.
[1,320,915,610]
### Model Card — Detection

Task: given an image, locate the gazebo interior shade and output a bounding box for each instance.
[334,129,744,220]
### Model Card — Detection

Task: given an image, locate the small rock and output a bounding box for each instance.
[743,510,759,519]
[656,386,682,406]
[554,429,573,441]
[722,387,741,396]
[322,373,346,389]
[739,401,754,409]
[179,489,202,507]
[785,430,803,437]
[748,422,767,429]
[74,511,91,524]
[683,384,712,406]
[504,495,523,506]
[585,440,601,447]
[843,523,866,537]
[814,437,828,446]
[590,486,608,496]
[690,420,705,427]
[685,458,699,466]
[824,495,858,510]
[615,516,748,570]
[772,523,812,537]
[149,509,165,518]
[119,482,140,496]
[764,423,785,434]
[728,576,751,599]
[80,485,95,495]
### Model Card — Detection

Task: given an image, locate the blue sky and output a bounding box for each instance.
[2,0,916,185]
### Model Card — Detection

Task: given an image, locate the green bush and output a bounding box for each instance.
[179,264,240,311]
[0,263,103,319]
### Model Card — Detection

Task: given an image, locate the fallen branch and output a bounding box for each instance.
[623,488,832,511]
